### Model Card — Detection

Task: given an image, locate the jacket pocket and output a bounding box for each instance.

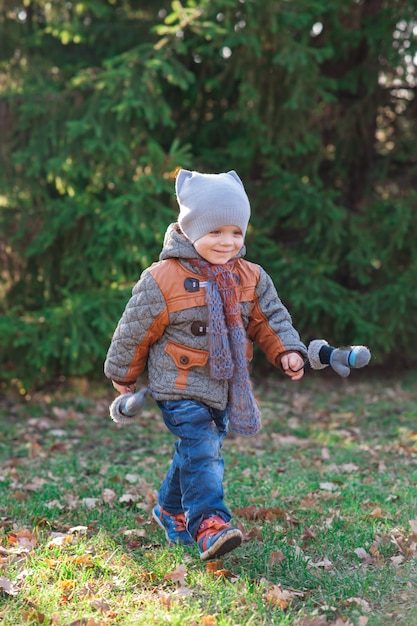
[165,340,209,389]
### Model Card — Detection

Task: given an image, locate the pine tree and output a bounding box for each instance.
[1,0,417,390]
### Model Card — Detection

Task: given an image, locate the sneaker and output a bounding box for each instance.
[197,515,243,561]
[152,504,194,546]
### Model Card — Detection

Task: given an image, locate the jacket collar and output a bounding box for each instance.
[159,223,246,263]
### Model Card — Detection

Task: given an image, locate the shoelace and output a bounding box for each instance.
[162,508,187,532]
[173,513,187,532]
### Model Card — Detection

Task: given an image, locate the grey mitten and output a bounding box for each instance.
[308,339,371,378]
[109,387,149,424]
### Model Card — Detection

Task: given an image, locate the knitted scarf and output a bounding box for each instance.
[194,259,261,435]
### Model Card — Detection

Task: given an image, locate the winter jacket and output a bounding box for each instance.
[104,223,307,410]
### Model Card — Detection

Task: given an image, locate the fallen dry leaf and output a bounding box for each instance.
[81,498,100,509]
[102,488,117,505]
[301,526,317,543]
[233,505,286,521]
[164,563,187,586]
[69,525,89,534]
[173,586,194,597]
[346,596,371,612]
[409,519,417,533]
[295,616,328,626]
[319,482,339,492]
[22,608,46,623]
[8,529,37,550]
[271,433,311,447]
[125,473,141,483]
[391,555,405,566]
[264,584,304,609]
[0,575,19,595]
[214,568,239,582]
[340,463,359,473]
[47,533,74,547]
[157,590,171,607]
[321,447,331,461]
[118,493,138,504]
[76,582,99,598]
[369,507,391,519]
[45,500,64,510]
[206,560,223,572]
[354,547,373,563]
[246,526,263,542]
[63,617,107,626]
[73,554,94,567]
[64,494,80,509]
[121,528,146,538]
[90,597,111,612]
[307,557,333,570]
[298,493,323,511]
[205,560,238,581]
[269,550,286,565]
[9,490,27,501]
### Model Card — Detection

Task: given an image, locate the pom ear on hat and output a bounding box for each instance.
[175,169,243,195]
[175,169,193,195]
[176,169,251,243]
[227,170,245,187]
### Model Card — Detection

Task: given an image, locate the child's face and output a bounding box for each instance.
[193,225,244,265]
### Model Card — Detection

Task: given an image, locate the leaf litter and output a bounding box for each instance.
[0,378,417,624]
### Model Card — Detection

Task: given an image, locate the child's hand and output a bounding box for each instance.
[281,352,305,380]
[112,380,135,395]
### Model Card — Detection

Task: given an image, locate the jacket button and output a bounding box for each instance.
[180,356,189,365]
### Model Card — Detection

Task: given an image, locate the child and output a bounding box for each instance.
[104,169,307,560]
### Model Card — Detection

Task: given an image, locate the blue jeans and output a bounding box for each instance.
[156,399,231,539]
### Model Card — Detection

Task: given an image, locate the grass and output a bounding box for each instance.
[0,369,417,625]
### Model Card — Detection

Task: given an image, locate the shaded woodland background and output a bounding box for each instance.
[1,0,417,393]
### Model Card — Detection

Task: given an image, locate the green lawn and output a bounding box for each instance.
[1,370,416,625]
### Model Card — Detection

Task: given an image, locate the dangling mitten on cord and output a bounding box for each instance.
[109,387,149,424]
[308,340,371,378]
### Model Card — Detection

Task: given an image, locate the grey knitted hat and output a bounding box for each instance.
[176,169,251,243]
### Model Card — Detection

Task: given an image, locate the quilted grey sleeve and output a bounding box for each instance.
[104,271,167,383]
[255,268,307,357]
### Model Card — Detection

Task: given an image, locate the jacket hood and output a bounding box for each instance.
[159,223,246,262]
